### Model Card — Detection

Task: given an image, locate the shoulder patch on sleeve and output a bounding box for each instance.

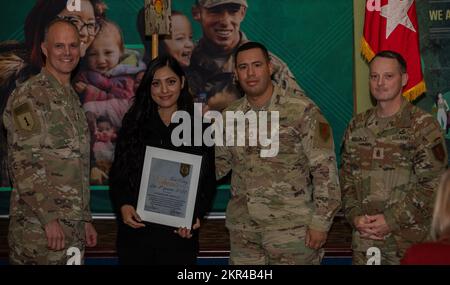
[319,122,331,141]
[13,102,40,132]
[314,118,333,149]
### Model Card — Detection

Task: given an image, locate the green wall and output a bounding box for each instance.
[0,0,354,214]
[353,0,372,114]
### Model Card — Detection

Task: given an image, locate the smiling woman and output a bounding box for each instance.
[109,55,217,265]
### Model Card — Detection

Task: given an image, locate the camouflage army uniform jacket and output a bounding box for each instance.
[216,84,341,232]
[340,100,447,254]
[188,33,300,105]
[3,69,92,225]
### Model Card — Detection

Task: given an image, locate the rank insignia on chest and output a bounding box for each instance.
[13,102,39,132]
[373,147,384,160]
[179,163,191,177]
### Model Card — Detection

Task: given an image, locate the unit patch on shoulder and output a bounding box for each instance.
[13,102,39,132]
[314,120,333,149]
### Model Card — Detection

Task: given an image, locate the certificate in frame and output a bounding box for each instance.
[136,146,202,229]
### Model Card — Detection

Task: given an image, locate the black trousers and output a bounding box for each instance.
[116,222,198,265]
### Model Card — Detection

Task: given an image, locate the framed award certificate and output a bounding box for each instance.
[136,146,202,229]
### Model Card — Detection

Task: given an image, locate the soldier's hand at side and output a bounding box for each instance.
[121,205,146,229]
[85,222,98,247]
[45,219,65,251]
[305,228,328,249]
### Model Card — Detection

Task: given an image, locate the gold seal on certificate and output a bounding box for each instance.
[136,147,202,229]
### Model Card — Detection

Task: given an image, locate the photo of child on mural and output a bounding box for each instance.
[74,19,146,184]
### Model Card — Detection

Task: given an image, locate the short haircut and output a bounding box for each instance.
[369,50,407,73]
[234,41,271,66]
[43,18,79,43]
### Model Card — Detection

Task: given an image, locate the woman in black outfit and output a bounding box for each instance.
[109,56,216,265]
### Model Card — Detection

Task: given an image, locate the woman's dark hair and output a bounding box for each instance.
[122,55,192,135]
[110,56,193,204]
[24,0,105,71]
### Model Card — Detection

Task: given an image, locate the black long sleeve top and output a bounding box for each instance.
[109,109,216,229]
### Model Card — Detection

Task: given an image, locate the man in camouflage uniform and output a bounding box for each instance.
[190,0,300,111]
[215,42,341,265]
[3,20,97,265]
[340,51,447,265]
